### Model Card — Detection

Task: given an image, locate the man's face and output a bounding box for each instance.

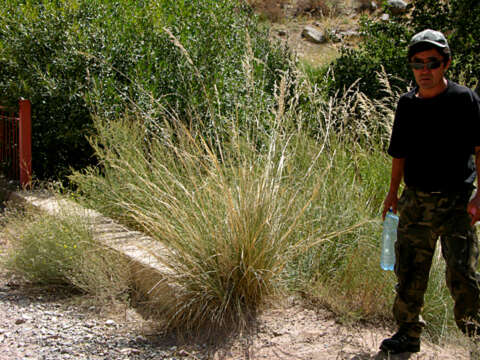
[410,48,450,93]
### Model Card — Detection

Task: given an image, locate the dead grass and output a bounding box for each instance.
[246,0,288,22]
[1,204,131,305]
[247,0,380,22]
[294,0,343,17]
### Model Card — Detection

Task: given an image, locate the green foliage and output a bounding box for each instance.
[0,1,95,179]
[326,0,480,98]
[0,0,292,180]
[408,0,450,30]
[330,18,412,99]
[447,0,480,89]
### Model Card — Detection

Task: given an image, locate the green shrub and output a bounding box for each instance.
[326,15,412,99]
[0,0,292,180]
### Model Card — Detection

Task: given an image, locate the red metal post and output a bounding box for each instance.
[18,99,32,188]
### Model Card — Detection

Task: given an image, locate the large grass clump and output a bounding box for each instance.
[71,74,325,332]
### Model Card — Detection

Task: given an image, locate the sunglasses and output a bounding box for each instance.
[409,60,443,70]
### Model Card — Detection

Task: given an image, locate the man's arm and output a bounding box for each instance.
[467,146,480,225]
[382,157,405,220]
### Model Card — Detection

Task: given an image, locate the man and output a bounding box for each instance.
[381,29,480,355]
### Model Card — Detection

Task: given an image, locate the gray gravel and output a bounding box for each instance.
[0,272,209,360]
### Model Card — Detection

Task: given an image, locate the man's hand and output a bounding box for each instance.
[467,192,480,226]
[383,191,399,220]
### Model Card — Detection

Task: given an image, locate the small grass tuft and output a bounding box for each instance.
[2,204,131,303]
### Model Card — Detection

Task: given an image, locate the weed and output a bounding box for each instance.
[2,205,131,304]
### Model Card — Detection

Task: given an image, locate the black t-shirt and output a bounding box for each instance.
[388,81,480,192]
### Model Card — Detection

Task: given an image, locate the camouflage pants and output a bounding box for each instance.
[394,187,480,338]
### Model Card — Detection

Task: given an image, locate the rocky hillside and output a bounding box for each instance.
[250,0,408,66]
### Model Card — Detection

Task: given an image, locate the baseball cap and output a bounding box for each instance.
[408,29,450,57]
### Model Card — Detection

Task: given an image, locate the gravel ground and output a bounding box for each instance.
[0,275,204,360]
[0,269,471,360]
[0,233,214,360]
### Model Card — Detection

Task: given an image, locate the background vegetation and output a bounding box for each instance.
[2,0,479,344]
[0,0,290,179]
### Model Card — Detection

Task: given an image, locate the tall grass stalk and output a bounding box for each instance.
[422,247,458,342]
[284,70,396,321]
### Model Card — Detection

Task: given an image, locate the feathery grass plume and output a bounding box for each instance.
[71,75,330,334]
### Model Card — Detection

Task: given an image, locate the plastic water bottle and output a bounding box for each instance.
[380,210,399,271]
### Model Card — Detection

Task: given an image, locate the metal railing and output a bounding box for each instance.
[0,99,32,187]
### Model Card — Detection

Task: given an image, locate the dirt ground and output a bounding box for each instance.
[0,217,474,360]
[212,301,471,359]
[258,0,367,66]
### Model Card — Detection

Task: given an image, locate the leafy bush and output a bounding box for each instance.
[0,0,292,180]
[329,18,412,99]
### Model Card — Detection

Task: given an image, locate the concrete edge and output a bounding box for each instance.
[4,189,175,307]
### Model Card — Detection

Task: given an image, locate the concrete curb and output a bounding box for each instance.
[5,190,174,307]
